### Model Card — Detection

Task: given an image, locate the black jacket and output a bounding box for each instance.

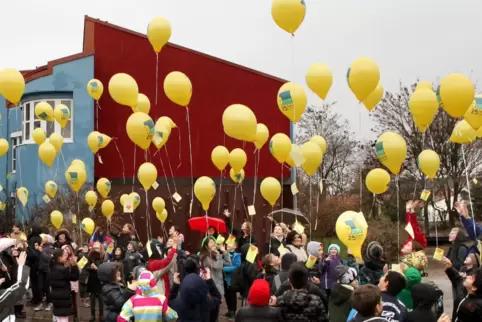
[235,305,280,322]
[277,289,328,322]
[329,283,354,322]
[86,251,106,293]
[231,244,259,298]
[456,293,482,322]
[275,280,328,312]
[407,283,439,322]
[50,262,80,317]
[0,265,29,321]
[38,244,54,273]
[264,237,285,257]
[447,230,471,271]
[445,266,468,321]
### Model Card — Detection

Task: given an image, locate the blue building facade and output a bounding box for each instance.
[0,55,95,223]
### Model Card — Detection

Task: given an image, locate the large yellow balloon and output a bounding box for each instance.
[135,93,151,114]
[49,133,64,153]
[88,131,102,153]
[409,88,438,133]
[254,124,269,150]
[375,132,407,175]
[71,159,86,169]
[306,63,332,100]
[126,112,155,150]
[222,104,257,142]
[87,79,104,100]
[418,150,440,179]
[158,116,177,131]
[363,83,384,111]
[439,73,475,118]
[65,165,87,192]
[230,168,245,183]
[335,211,368,260]
[194,176,216,211]
[164,72,192,107]
[17,187,28,206]
[0,69,25,104]
[450,120,476,144]
[229,149,247,174]
[53,104,70,128]
[38,142,57,167]
[96,178,111,198]
[35,102,54,122]
[277,82,307,122]
[270,133,292,163]
[130,192,141,209]
[0,139,8,156]
[120,194,128,206]
[260,177,281,206]
[300,141,323,176]
[310,135,327,154]
[211,146,230,171]
[101,200,115,219]
[85,190,98,207]
[81,218,95,235]
[365,168,390,194]
[271,0,306,34]
[152,197,165,213]
[50,210,63,229]
[147,17,171,53]
[108,73,139,108]
[416,81,433,91]
[153,119,170,149]
[138,162,158,190]
[32,128,46,145]
[45,181,58,198]
[347,58,380,102]
[156,209,168,223]
[464,96,482,130]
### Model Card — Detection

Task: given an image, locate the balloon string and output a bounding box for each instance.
[291,34,296,127]
[217,170,223,215]
[177,127,182,170]
[129,213,141,241]
[132,144,137,192]
[396,175,400,263]
[18,147,22,186]
[231,184,238,233]
[268,205,274,251]
[204,210,209,239]
[253,150,260,205]
[239,183,248,222]
[186,109,194,210]
[112,139,126,184]
[358,107,362,211]
[164,147,178,192]
[95,101,102,130]
[280,163,284,222]
[159,150,176,214]
[315,173,320,231]
[309,176,312,241]
[145,190,151,240]
[60,150,67,169]
[155,53,159,106]
[461,145,476,237]
[77,192,82,246]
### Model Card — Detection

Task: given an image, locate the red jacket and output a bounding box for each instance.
[403,211,427,249]
[146,247,177,298]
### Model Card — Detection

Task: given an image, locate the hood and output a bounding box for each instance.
[404,267,422,289]
[280,290,313,309]
[180,273,208,306]
[137,270,159,296]
[144,239,163,259]
[127,241,138,251]
[306,241,321,258]
[248,279,271,306]
[98,262,118,284]
[454,229,467,243]
[55,228,71,242]
[411,283,440,308]
[330,282,354,305]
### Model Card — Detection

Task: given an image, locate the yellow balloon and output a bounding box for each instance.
[98,133,112,149]
[416,81,433,91]
[135,93,151,114]
[81,218,95,235]
[65,165,87,192]
[450,120,476,144]
[222,104,257,142]
[271,0,306,34]
[477,125,482,138]
[306,63,332,100]
[464,96,482,130]
[365,168,390,194]
[0,139,8,156]
[50,210,63,229]
[32,128,46,145]
[101,200,115,219]
[363,83,384,111]
[96,178,111,198]
[254,124,269,150]
[409,88,439,133]
[85,190,98,207]
[194,176,216,211]
[108,73,139,108]
[335,211,368,260]
[17,187,28,206]
[45,181,58,198]
[156,209,168,223]
[285,144,297,167]
[347,58,380,102]
[71,159,86,169]
[147,17,172,53]
[38,142,57,167]
[211,146,230,171]
[49,133,64,153]
[230,168,245,183]
[88,131,101,153]
[269,133,292,163]
[158,116,177,130]
[87,79,104,101]
[310,135,327,154]
[229,149,247,174]
[153,120,170,149]
[418,150,440,179]
[300,141,323,176]
[130,192,141,209]
[375,132,407,175]
[126,112,155,150]
[152,197,165,213]
[0,69,25,104]
[439,73,475,118]
[120,194,128,206]
[260,177,281,206]
[164,71,192,107]
[138,162,158,190]
[53,104,70,128]
[277,82,307,122]
[35,102,54,122]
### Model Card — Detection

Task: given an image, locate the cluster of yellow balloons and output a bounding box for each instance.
[126,112,177,151]
[65,159,87,192]
[152,197,167,223]
[87,131,112,154]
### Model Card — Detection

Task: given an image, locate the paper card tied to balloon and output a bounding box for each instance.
[77,257,88,270]
[319,180,324,194]
[0,202,5,211]
[246,245,258,264]
[401,250,427,271]
[106,244,114,254]
[88,205,95,212]
[146,241,153,258]
[289,147,305,167]
[420,189,431,201]
[72,215,76,224]
[226,235,237,246]
[433,248,444,261]
[248,205,256,216]
[305,255,317,269]
[43,194,51,203]
[215,235,225,245]
[152,181,159,190]
[405,223,415,239]
[278,244,288,256]
[474,178,479,185]
[173,192,182,203]
[123,196,134,214]
[391,264,402,273]
[291,183,299,195]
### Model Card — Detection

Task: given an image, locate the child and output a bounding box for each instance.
[258,254,280,293]
[78,244,90,308]
[349,284,385,322]
[320,244,343,298]
[328,265,358,322]
[199,236,232,298]
[86,241,107,321]
[223,240,241,319]
[460,253,481,277]
[234,279,280,322]
[34,235,54,311]
[123,241,143,282]
[146,236,178,297]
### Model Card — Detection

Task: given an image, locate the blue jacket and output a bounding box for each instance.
[223,251,241,286]
[461,216,482,241]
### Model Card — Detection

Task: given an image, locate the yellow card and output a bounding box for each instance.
[420,189,431,201]
[88,205,95,212]
[173,192,182,203]
[72,215,77,224]
[305,255,317,269]
[123,196,134,213]
[152,181,159,190]
[293,220,305,235]
[0,202,6,211]
[146,241,152,258]
[405,222,415,239]
[246,245,258,264]
[226,235,237,246]
[106,243,114,254]
[43,194,51,203]
[216,235,225,245]
[278,244,288,256]
[474,178,478,185]
[433,248,444,261]
[98,155,103,164]
[77,257,88,269]
[248,205,256,216]
[291,182,299,195]
[289,146,305,167]
[391,264,401,273]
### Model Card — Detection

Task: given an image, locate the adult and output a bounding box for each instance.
[54,229,73,249]
[264,223,286,257]
[446,227,471,271]
[285,231,307,262]
[111,224,136,251]
[223,209,255,251]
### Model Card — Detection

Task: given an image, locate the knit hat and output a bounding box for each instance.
[306,241,321,258]
[336,265,358,285]
[328,244,340,255]
[248,279,271,306]
[366,241,384,262]
[137,270,158,296]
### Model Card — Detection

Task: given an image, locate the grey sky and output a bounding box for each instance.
[1,0,481,139]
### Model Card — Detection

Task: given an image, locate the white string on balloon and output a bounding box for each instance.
[164,146,178,193]
[112,139,126,184]
[217,170,224,215]
[186,109,194,217]
[132,144,136,192]
[461,144,477,237]
[395,175,400,263]
[158,151,176,214]
[155,53,159,105]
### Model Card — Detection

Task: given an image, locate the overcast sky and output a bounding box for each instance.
[2,0,481,139]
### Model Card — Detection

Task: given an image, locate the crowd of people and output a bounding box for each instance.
[0,200,481,322]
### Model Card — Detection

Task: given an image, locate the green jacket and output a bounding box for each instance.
[397,267,422,309]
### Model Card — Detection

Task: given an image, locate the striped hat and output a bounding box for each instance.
[137,270,158,296]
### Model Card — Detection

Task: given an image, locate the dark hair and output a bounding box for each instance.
[385,271,406,296]
[127,265,146,283]
[286,231,301,245]
[262,254,275,269]
[281,253,297,271]
[288,262,309,289]
[171,225,181,234]
[410,240,424,252]
[123,223,134,233]
[50,248,65,268]
[351,284,381,317]
[179,255,200,281]
[473,268,482,295]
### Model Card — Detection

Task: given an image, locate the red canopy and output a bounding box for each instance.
[188,216,227,234]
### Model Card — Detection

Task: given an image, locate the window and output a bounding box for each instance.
[11,132,22,173]
[21,98,73,143]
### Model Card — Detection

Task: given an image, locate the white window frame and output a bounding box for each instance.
[21,98,74,144]
[10,131,22,173]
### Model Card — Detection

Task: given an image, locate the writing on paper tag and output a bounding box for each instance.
[106,243,114,254]
[278,244,288,256]
[146,241,153,258]
[405,223,414,239]
[216,235,225,245]
[151,181,159,190]
[124,196,134,213]
[433,248,444,261]
[77,257,88,269]
[43,194,51,203]
[173,192,182,203]
[420,189,431,201]
[248,205,256,216]
[88,205,95,212]
[291,182,299,195]
[305,255,317,269]
[72,215,77,224]
[226,235,237,246]
[289,146,305,167]
[98,155,103,164]
[246,245,258,263]
[319,180,323,194]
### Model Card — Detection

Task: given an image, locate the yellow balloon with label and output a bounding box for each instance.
[375,132,407,175]
[85,190,98,207]
[138,162,158,190]
[194,176,216,211]
[230,168,245,183]
[65,165,87,192]
[152,197,165,213]
[17,187,28,206]
[35,102,54,122]
[152,120,170,149]
[32,128,46,145]
[335,211,368,260]
[347,58,380,102]
[38,142,57,167]
[222,104,257,142]
[87,131,101,153]
[81,218,95,235]
[0,68,25,104]
[277,82,307,122]
[156,209,168,223]
[147,17,171,53]
[101,200,115,219]
[130,192,141,209]
[164,72,192,107]
[363,83,384,111]
[464,96,482,130]
[260,177,281,206]
[96,178,111,198]
[271,0,306,34]
[418,149,440,179]
[310,135,327,154]
[87,79,104,101]
[306,63,332,100]
[50,210,63,229]
[135,93,151,114]
[120,194,128,206]
[211,146,230,171]
[365,168,390,194]
[409,88,438,133]
[45,181,58,198]
[300,141,323,176]
[108,73,139,108]
[0,139,8,156]
[54,104,70,128]
[229,149,247,175]
[157,116,177,133]
[439,73,475,118]
[450,120,476,144]
[126,112,155,150]
[49,133,64,152]
[269,133,292,163]
[254,123,269,150]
